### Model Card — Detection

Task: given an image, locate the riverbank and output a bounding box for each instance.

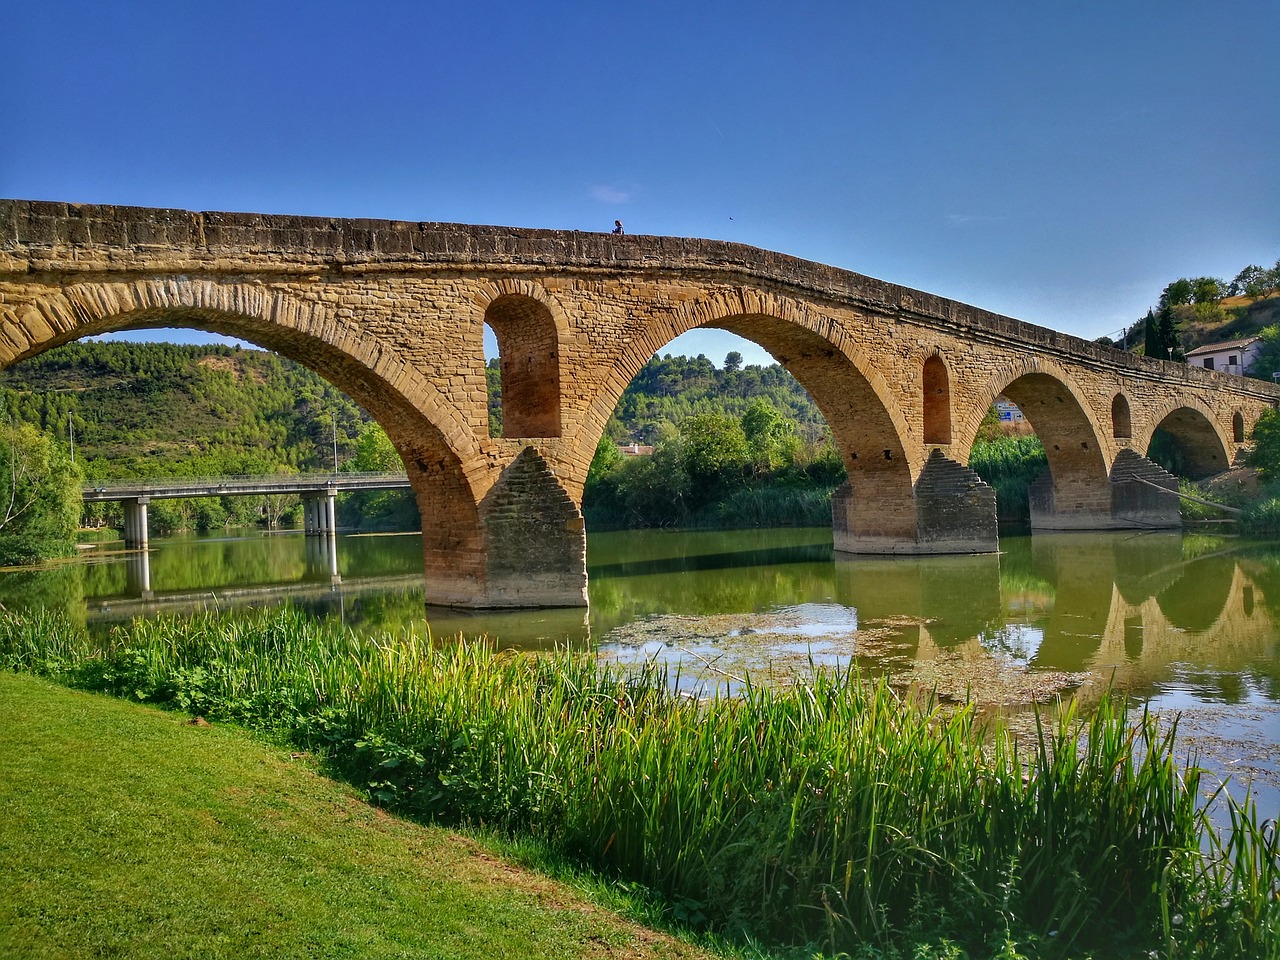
[4,608,1277,958]
[0,672,719,960]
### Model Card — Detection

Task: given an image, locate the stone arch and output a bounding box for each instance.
[475,281,567,439]
[1155,555,1235,633]
[922,354,952,445]
[1233,411,1245,444]
[1142,401,1231,479]
[573,288,926,550]
[0,279,499,604]
[963,362,1111,526]
[1112,394,1132,439]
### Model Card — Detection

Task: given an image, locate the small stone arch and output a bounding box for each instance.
[922,354,952,445]
[1112,394,1132,439]
[481,291,563,438]
[963,362,1111,526]
[1233,411,1245,444]
[1146,404,1231,479]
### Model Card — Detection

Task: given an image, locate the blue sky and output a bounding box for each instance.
[4,1,1276,367]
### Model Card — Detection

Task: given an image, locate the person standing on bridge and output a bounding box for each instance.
[612,220,624,235]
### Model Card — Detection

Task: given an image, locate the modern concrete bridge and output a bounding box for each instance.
[83,472,411,546]
[3,200,1277,607]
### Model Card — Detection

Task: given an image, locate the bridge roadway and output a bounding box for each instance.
[83,472,411,546]
[6,200,1280,608]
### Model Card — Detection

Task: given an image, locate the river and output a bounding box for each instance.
[5,526,1279,811]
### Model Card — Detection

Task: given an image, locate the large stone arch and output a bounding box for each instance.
[0,279,512,606]
[1141,400,1232,479]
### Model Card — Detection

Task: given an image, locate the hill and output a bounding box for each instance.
[0,340,369,480]
[0,341,827,480]
[1176,294,1280,352]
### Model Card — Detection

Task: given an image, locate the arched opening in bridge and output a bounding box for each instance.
[581,315,921,554]
[483,294,562,439]
[1111,394,1132,439]
[0,299,514,607]
[984,373,1109,526]
[0,334,434,539]
[922,355,951,445]
[580,334,846,531]
[1146,407,1228,479]
[1233,411,1245,444]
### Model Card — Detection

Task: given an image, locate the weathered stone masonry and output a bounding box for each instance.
[2,200,1276,607]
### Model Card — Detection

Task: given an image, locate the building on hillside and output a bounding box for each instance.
[618,443,654,457]
[1185,336,1262,376]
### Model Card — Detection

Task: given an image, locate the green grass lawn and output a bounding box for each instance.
[0,672,713,960]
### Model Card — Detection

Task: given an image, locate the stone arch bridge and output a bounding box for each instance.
[2,200,1276,607]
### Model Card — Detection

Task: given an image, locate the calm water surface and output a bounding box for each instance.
[6,526,1279,809]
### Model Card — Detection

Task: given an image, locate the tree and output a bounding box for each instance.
[1143,310,1169,360]
[1249,408,1280,480]
[741,398,796,474]
[1189,277,1226,304]
[680,412,749,501]
[0,422,82,563]
[586,434,624,487]
[1160,278,1195,309]
[723,351,743,373]
[1247,325,1280,381]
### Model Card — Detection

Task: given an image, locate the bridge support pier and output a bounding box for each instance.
[122,497,150,548]
[833,452,998,555]
[474,448,588,607]
[302,491,338,536]
[1030,452,1181,530]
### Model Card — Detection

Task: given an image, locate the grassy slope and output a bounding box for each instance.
[0,673,712,960]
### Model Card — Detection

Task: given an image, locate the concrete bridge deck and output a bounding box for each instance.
[83,472,412,546]
[4,199,1277,607]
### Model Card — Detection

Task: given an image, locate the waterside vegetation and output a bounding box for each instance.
[3,607,1278,958]
[0,671,716,960]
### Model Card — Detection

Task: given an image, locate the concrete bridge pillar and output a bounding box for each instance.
[833,452,998,554]
[302,491,337,536]
[122,497,150,548]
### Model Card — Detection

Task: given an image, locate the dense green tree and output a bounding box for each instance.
[0,422,82,562]
[1246,325,1280,381]
[680,413,750,494]
[339,423,418,531]
[741,398,797,474]
[1248,408,1280,481]
[1189,276,1227,304]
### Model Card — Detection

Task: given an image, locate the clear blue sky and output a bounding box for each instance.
[4,1,1276,367]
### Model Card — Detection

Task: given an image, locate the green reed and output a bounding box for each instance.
[3,606,1277,956]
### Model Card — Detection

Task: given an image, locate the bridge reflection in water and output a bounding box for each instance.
[121,533,343,603]
[33,529,1280,705]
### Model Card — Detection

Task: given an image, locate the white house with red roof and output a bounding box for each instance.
[1184,335,1263,376]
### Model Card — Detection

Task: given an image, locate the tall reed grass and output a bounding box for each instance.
[3,607,1277,957]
